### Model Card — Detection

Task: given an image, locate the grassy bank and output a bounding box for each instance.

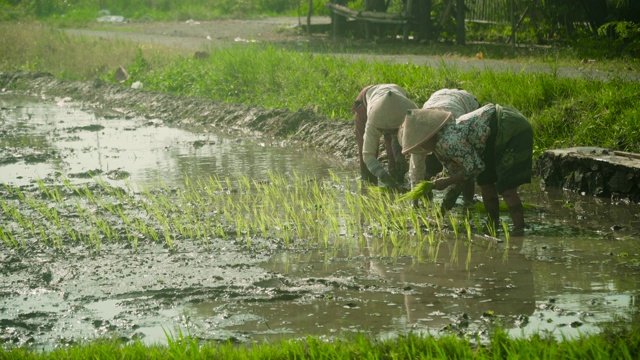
[2,22,639,155]
[2,327,639,359]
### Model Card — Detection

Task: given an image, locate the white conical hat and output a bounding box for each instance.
[366,85,417,129]
[401,108,453,154]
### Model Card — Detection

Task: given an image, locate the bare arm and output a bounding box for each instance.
[433,173,465,191]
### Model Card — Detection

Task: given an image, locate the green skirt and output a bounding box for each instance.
[477,105,533,193]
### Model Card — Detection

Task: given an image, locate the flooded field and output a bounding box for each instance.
[1,93,639,350]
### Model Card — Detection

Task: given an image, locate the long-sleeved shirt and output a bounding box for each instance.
[362,84,417,179]
[408,89,479,186]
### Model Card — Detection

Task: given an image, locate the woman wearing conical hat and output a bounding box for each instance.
[410,88,481,210]
[352,84,417,188]
[401,104,533,235]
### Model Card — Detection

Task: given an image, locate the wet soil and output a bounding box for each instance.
[0,71,356,162]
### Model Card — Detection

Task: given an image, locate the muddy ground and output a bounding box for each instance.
[0,70,356,160]
[0,69,357,349]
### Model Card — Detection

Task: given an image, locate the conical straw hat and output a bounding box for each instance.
[367,87,417,129]
[401,108,453,154]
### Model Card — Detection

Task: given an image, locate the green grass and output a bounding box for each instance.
[3,18,640,157]
[1,326,639,359]
[2,21,639,155]
[0,0,328,24]
[125,45,640,156]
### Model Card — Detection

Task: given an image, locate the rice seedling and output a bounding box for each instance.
[502,220,511,263]
[0,170,508,267]
[0,225,18,248]
[397,181,435,202]
[463,218,473,243]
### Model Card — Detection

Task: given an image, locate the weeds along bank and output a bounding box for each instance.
[2,23,640,157]
[2,329,640,359]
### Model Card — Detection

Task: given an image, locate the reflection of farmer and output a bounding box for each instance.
[352,84,417,188]
[360,237,535,330]
[407,88,480,210]
[401,104,533,235]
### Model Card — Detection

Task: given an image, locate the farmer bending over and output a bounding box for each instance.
[352,84,417,188]
[405,88,480,210]
[401,104,533,235]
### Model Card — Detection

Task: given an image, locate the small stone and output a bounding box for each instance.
[114,66,129,83]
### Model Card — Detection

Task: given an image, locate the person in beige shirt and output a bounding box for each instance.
[352,84,417,188]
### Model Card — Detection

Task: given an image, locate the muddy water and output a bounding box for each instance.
[1,94,639,350]
[0,94,346,188]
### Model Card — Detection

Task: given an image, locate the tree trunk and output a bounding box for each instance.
[581,0,608,33]
[455,0,465,45]
[307,0,313,34]
[416,0,433,42]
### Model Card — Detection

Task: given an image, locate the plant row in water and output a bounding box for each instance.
[0,173,509,265]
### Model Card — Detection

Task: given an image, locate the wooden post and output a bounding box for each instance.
[307,0,313,34]
[402,0,414,42]
[510,0,516,46]
[421,0,433,42]
[455,0,465,45]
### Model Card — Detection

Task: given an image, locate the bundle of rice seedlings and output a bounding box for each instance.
[397,181,435,202]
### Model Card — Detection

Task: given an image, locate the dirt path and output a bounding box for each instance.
[68,17,640,82]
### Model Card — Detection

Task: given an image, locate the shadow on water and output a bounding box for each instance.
[1,94,639,349]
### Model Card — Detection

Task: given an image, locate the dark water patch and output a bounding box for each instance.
[68,124,105,132]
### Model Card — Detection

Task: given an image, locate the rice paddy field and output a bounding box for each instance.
[1,92,639,355]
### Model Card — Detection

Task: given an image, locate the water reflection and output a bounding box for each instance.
[0,94,347,188]
[184,237,539,341]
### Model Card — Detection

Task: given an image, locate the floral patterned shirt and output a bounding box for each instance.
[434,104,496,179]
[408,89,479,186]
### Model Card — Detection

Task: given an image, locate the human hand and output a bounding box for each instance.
[379,172,400,190]
[433,178,448,191]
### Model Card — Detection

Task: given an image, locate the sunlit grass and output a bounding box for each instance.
[2,23,640,154]
[0,22,182,81]
[2,325,639,359]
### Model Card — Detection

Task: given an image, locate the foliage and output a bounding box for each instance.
[597,21,640,58]
[0,0,329,22]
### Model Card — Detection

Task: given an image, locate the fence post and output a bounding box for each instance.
[510,0,516,46]
[456,0,465,45]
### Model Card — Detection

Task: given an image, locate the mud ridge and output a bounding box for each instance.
[0,71,356,163]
